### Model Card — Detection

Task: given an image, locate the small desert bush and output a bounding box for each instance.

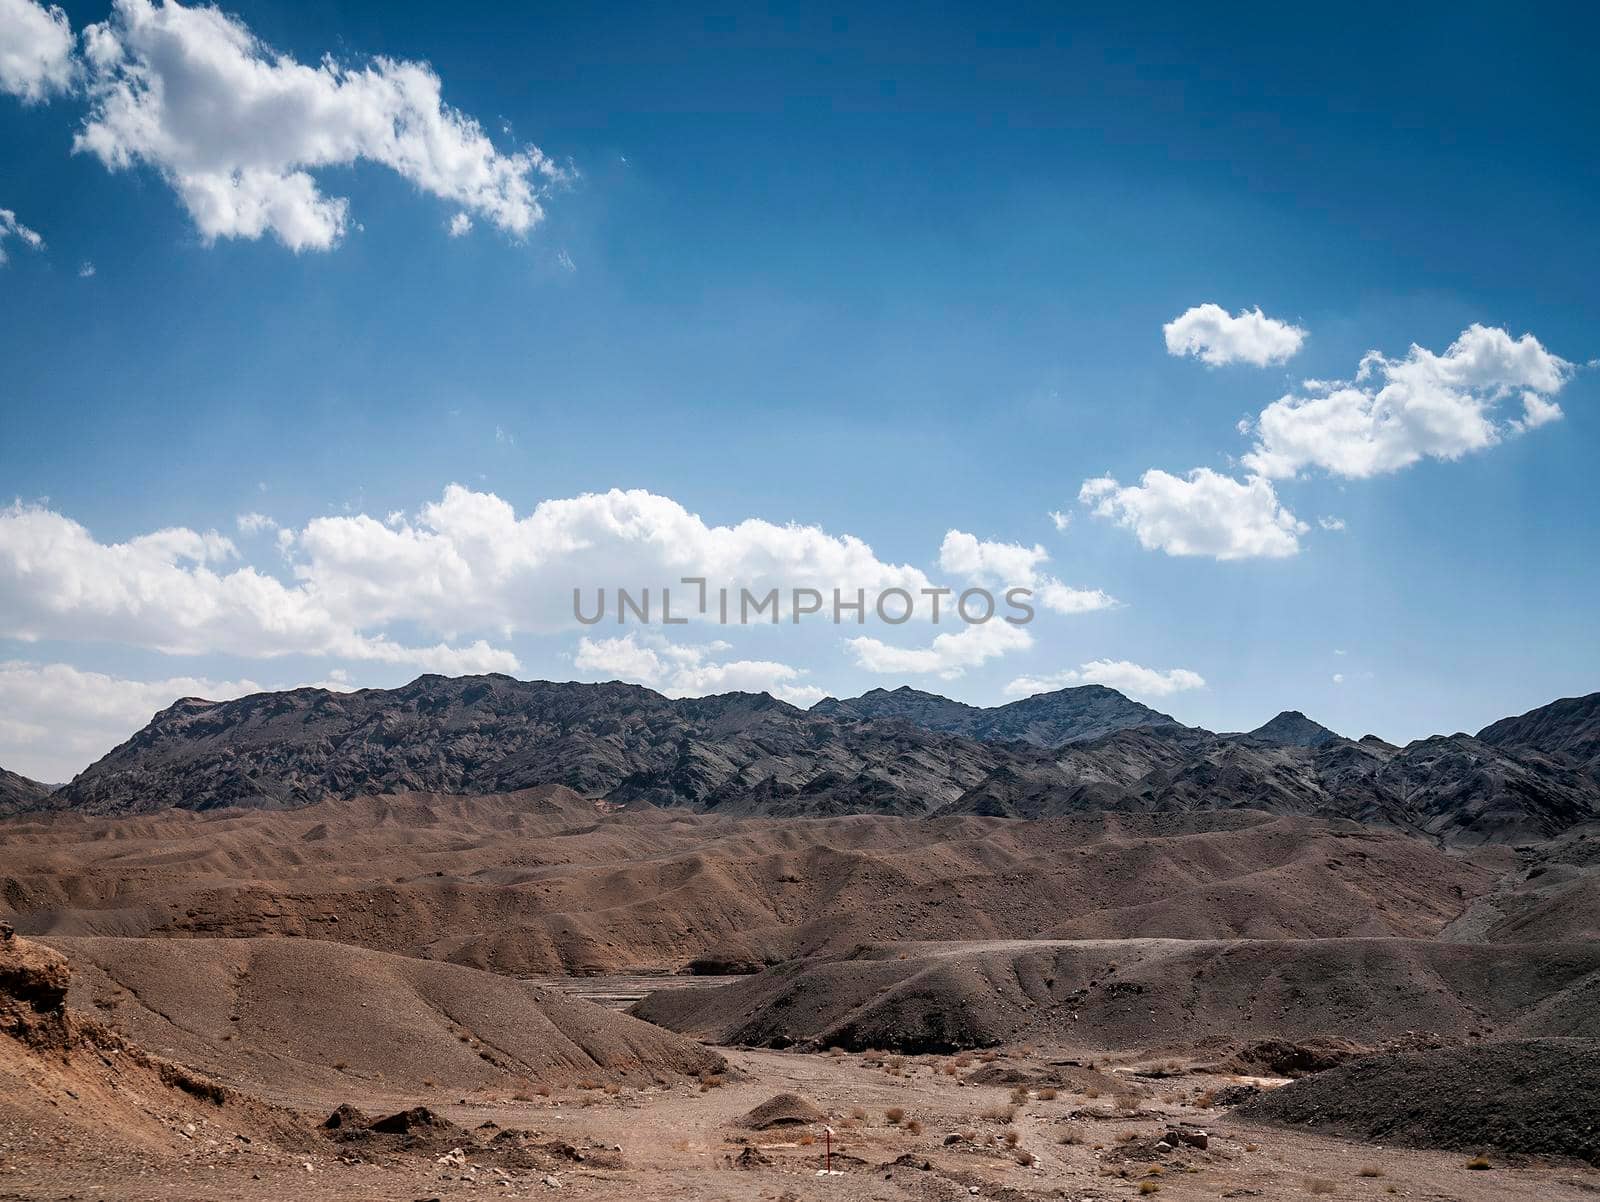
[1010,1086,1030,1103]
[1003,1129,1021,1148]
[1466,1155,1491,1170]
[1114,1092,1141,1113]
[1304,1179,1336,1195]
[1139,1183,1161,1196]
[1037,1086,1058,1100]
[603,1082,621,1096]
[1084,1086,1102,1099]
[798,1133,814,1146]
[905,1119,922,1135]
[1357,1166,1383,1178]
[1058,1129,1083,1145]
[698,1073,724,1090]
[885,1107,905,1124]
[982,1105,1016,1123]
[850,1106,867,1120]
[576,1078,600,1090]
[1016,1149,1035,1166]
[978,1050,999,1063]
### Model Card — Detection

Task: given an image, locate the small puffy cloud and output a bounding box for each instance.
[574,632,824,706]
[1048,510,1071,533]
[1004,658,1205,700]
[1243,325,1573,479]
[447,212,472,238]
[1318,516,1346,532]
[1080,468,1306,560]
[0,206,44,263]
[940,529,1117,615]
[1332,672,1345,684]
[77,260,95,277]
[848,618,1032,680]
[235,511,278,534]
[1164,303,1306,367]
[0,0,75,102]
[73,0,566,251]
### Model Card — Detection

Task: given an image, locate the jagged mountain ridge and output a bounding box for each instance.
[40,676,1600,844]
[811,683,1176,746]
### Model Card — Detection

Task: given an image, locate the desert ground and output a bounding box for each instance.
[2,784,1598,1199]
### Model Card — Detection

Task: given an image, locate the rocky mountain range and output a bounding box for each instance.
[28,675,1600,845]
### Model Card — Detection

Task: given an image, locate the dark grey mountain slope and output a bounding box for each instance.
[0,766,51,814]
[1478,692,1600,774]
[812,683,1176,747]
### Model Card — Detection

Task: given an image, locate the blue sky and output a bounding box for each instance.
[2,0,1596,780]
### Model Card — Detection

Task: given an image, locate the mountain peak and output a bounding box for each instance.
[1246,710,1341,748]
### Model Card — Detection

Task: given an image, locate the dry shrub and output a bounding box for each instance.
[1304,1180,1336,1196]
[603,1083,621,1096]
[952,1053,972,1067]
[943,1063,958,1076]
[905,1119,922,1135]
[1016,1150,1035,1166]
[1114,1092,1141,1113]
[1194,1089,1216,1106]
[885,1107,905,1125]
[577,1078,600,1091]
[536,1084,552,1097]
[1037,1087,1058,1100]
[850,1106,867,1121]
[978,1050,999,1063]
[698,1073,724,1090]
[1118,1131,1140,1144]
[798,1133,814,1146]
[1357,1166,1383,1178]
[1466,1156,1492,1171]
[1003,1129,1021,1148]
[982,1105,1016,1123]
[1010,1086,1030,1103]
[1085,1087,1102,1099]
[1139,1184,1161,1197]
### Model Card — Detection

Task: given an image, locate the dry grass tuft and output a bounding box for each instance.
[885,1107,905,1125]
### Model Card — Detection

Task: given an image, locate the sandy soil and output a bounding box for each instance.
[5,1043,1598,1200]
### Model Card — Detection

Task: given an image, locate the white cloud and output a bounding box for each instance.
[1164,303,1306,367]
[1243,325,1573,479]
[0,501,514,672]
[235,511,277,534]
[0,660,360,783]
[1004,659,1205,700]
[848,619,1032,680]
[574,632,824,706]
[0,206,44,263]
[447,212,472,238]
[1332,672,1345,684]
[73,0,566,251]
[1318,515,1345,532]
[0,661,263,782]
[77,259,95,277]
[1080,467,1306,560]
[0,0,75,102]
[939,529,1117,615]
[1048,510,1071,532]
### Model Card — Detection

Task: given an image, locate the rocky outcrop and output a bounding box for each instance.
[812,683,1177,746]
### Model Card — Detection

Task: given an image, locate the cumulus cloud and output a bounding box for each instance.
[939,530,1117,615]
[0,0,75,102]
[0,661,257,782]
[447,212,472,238]
[0,660,360,782]
[1318,515,1345,532]
[0,206,44,263]
[1164,303,1306,367]
[235,511,277,534]
[848,619,1032,680]
[1049,510,1071,532]
[72,0,566,251]
[0,501,514,672]
[1079,468,1307,560]
[1004,659,1205,700]
[574,632,824,706]
[1243,325,1573,479]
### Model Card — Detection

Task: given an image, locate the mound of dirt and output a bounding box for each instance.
[736,1092,826,1129]
[1237,1038,1600,1164]
[50,934,725,1100]
[0,927,310,1169]
[634,938,1600,1053]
